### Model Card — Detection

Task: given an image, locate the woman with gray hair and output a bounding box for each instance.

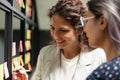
[80,0,120,79]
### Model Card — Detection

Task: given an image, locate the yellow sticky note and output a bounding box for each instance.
[12,57,20,67]
[17,56,21,66]
[21,0,25,8]
[0,64,3,80]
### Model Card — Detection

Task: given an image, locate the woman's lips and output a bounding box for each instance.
[56,40,64,44]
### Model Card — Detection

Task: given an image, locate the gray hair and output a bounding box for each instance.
[87,0,120,52]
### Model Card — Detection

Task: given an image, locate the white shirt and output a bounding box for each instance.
[60,53,79,80]
[60,48,107,80]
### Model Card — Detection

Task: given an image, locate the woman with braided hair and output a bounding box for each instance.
[12,0,106,80]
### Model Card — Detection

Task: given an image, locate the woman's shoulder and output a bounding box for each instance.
[41,44,57,50]
[81,48,106,58]
[40,44,58,51]
[90,48,105,54]
[89,48,106,58]
[80,48,107,64]
[39,44,59,56]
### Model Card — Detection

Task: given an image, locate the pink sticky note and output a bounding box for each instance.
[12,42,16,56]
[4,62,9,79]
[18,40,23,52]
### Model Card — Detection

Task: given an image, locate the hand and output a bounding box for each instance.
[12,66,28,80]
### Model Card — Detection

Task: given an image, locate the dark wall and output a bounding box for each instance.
[32,29,52,67]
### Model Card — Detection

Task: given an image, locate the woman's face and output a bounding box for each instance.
[84,10,105,48]
[50,14,79,49]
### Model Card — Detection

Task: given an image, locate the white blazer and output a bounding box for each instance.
[31,45,106,80]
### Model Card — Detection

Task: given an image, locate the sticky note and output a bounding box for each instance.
[4,62,9,79]
[16,0,25,8]
[0,64,3,80]
[12,42,16,56]
[26,29,31,39]
[25,40,31,51]
[18,40,23,52]
[25,52,30,64]
[20,55,24,66]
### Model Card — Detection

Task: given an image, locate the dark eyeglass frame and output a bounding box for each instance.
[80,16,95,28]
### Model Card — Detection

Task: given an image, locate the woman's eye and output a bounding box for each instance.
[50,26,55,30]
[60,29,69,32]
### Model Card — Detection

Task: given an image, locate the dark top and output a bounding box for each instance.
[86,56,120,80]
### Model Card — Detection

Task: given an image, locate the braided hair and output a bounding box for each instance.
[48,0,92,51]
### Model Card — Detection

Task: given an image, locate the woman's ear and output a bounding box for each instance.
[99,16,107,30]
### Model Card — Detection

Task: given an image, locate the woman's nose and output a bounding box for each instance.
[53,31,61,40]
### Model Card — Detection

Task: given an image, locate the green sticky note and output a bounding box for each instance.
[25,52,30,64]
[26,29,31,39]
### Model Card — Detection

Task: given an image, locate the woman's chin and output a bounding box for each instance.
[57,44,65,49]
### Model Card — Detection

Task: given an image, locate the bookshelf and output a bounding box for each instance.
[0,0,38,79]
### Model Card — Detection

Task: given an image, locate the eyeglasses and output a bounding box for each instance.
[80,16,95,28]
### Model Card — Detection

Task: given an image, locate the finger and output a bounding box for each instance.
[18,70,28,80]
[21,74,28,80]
[12,72,21,80]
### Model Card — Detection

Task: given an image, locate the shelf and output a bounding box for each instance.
[0,0,36,25]
[0,0,38,80]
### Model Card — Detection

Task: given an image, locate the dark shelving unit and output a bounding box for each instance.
[0,0,39,79]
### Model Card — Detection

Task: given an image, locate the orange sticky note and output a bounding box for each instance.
[28,62,32,70]
[25,40,31,51]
